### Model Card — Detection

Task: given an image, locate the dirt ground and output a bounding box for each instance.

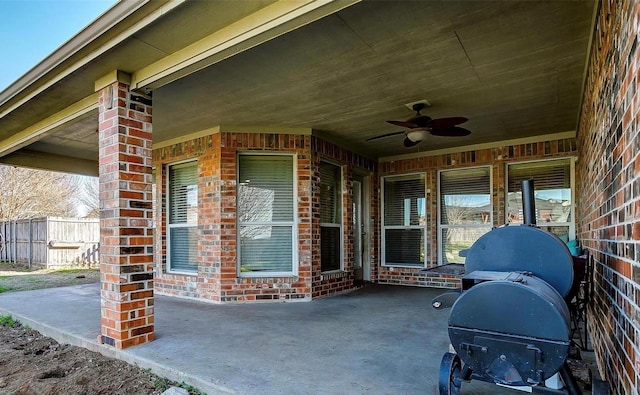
[0,264,203,395]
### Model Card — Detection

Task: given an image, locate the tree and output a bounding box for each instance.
[0,165,81,220]
[75,176,100,218]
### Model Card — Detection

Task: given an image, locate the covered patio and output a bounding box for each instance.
[0,282,569,395]
[1,1,638,393]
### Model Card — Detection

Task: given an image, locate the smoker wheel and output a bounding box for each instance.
[439,352,462,395]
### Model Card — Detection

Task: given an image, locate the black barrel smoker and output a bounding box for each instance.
[435,180,608,395]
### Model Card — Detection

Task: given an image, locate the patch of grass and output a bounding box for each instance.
[177,381,207,395]
[0,315,19,327]
[154,377,170,392]
[153,377,207,395]
[0,285,13,293]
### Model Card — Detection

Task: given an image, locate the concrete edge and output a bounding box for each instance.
[0,307,238,395]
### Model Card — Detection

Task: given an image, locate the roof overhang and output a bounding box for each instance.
[0,1,597,175]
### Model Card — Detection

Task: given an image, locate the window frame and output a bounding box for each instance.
[437,166,493,265]
[320,160,344,273]
[505,157,576,240]
[166,160,199,275]
[236,152,298,278]
[381,172,427,268]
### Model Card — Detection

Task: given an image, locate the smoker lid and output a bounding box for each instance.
[465,225,574,297]
[448,274,571,385]
[449,274,570,341]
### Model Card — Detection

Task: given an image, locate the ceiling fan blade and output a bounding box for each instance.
[387,120,419,128]
[429,126,471,137]
[365,131,405,141]
[388,114,432,129]
[427,117,468,129]
[403,137,422,147]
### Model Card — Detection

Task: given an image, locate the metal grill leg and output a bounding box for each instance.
[559,363,582,395]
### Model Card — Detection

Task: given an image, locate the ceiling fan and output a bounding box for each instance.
[366,103,471,147]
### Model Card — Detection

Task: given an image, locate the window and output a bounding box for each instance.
[167,162,198,273]
[507,158,574,240]
[439,167,492,264]
[382,174,426,267]
[320,161,343,272]
[238,154,296,275]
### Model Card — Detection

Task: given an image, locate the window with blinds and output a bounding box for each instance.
[168,162,198,272]
[506,158,574,240]
[238,154,295,275]
[438,167,491,264]
[320,161,342,272]
[382,174,426,267]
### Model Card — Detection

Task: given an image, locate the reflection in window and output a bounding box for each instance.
[238,184,274,238]
[439,167,492,264]
[507,159,573,240]
[238,155,295,275]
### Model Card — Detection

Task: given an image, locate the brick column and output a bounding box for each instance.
[97,71,154,349]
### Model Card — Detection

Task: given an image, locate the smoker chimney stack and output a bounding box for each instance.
[521,179,536,226]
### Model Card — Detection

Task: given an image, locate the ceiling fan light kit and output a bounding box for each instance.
[406,130,426,142]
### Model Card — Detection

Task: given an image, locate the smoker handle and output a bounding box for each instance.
[432,290,462,309]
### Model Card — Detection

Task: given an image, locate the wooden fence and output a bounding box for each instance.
[0,217,99,269]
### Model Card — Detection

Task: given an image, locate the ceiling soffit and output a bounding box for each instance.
[154,1,595,158]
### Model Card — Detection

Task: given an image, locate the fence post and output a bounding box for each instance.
[28,218,33,269]
[12,220,17,265]
[1,221,5,262]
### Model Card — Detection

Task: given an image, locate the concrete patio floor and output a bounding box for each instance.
[0,283,571,394]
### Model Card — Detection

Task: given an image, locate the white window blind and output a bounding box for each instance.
[439,167,491,264]
[238,155,295,274]
[168,162,198,272]
[507,159,574,240]
[508,160,571,192]
[382,174,426,267]
[320,162,342,272]
[440,168,491,225]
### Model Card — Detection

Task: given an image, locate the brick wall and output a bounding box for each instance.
[153,131,376,302]
[153,127,580,301]
[378,139,577,288]
[218,132,312,302]
[311,138,377,298]
[152,134,220,300]
[576,2,640,394]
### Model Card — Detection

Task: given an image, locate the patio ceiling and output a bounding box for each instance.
[0,0,596,175]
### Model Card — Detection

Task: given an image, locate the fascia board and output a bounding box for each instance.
[0,1,183,118]
[131,0,360,90]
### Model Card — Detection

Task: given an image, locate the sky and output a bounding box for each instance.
[0,0,117,92]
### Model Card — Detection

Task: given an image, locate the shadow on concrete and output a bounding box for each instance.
[0,283,522,394]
